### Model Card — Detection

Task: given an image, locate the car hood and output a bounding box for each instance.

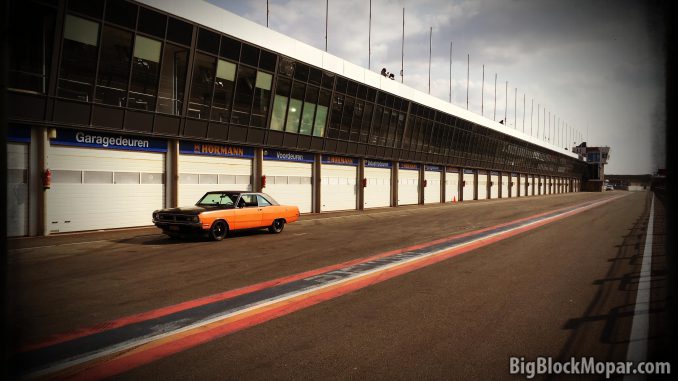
[156,205,232,215]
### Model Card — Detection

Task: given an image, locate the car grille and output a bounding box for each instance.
[157,213,195,223]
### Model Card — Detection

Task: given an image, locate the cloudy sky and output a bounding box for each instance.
[208,0,665,174]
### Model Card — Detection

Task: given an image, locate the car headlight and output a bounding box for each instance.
[153,212,159,220]
[192,215,200,223]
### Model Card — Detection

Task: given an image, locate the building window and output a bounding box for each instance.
[187,53,216,119]
[129,35,162,111]
[285,83,304,133]
[8,0,56,94]
[313,90,331,137]
[211,59,236,122]
[157,43,188,115]
[231,65,256,125]
[58,14,100,101]
[270,78,290,131]
[95,25,133,107]
[251,71,272,127]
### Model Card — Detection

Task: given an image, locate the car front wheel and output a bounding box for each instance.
[268,219,285,234]
[209,220,228,241]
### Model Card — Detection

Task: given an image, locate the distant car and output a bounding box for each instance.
[605,184,614,191]
[153,191,300,240]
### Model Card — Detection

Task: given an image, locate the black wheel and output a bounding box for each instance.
[268,219,285,234]
[209,220,228,241]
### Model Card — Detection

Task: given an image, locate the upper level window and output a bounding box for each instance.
[95,25,133,107]
[57,14,100,101]
[8,0,56,94]
[187,53,216,119]
[211,59,236,122]
[128,35,162,111]
[157,43,188,115]
[251,71,272,127]
[231,66,256,125]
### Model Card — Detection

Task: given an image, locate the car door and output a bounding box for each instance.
[258,194,277,226]
[234,194,263,229]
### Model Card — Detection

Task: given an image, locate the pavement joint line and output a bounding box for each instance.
[623,194,654,380]
[18,194,626,379]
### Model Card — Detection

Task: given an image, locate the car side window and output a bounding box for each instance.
[257,195,272,207]
[240,194,258,207]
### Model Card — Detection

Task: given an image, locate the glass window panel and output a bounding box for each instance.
[114,172,140,184]
[285,98,302,133]
[257,195,272,207]
[211,60,236,122]
[141,173,164,184]
[327,94,343,139]
[300,102,316,135]
[167,17,192,46]
[84,171,113,184]
[129,36,161,110]
[251,71,272,127]
[187,52,216,119]
[259,50,277,71]
[95,25,133,107]
[219,36,240,60]
[105,0,137,29]
[270,95,288,131]
[134,35,161,63]
[68,0,103,18]
[216,60,236,81]
[255,71,272,90]
[199,174,218,184]
[231,65,256,125]
[156,43,188,115]
[197,28,219,54]
[309,68,322,85]
[294,63,309,82]
[241,44,260,66]
[359,103,373,143]
[52,170,82,183]
[8,1,56,93]
[278,57,295,77]
[138,7,166,38]
[339,96,354,140]
[321,72,335,89]
[313,105,328,137]
[64,14,98,46]
[179,173,199,184]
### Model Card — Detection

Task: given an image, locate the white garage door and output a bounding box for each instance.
[263,150,313,214]
[47,135,166,233]
[477,171,488,200]
[179,142,253,206]
[462,170,475,201]
[445,168,459,203]
[364,160,391,209]
[519,174,527,197]
[7,143,29,237]
[508,174,516,198]
[539,176,545,195]
[398,163,419,205]
[321,156,358,212]
[424,166,442,204]
[489,172,499,199]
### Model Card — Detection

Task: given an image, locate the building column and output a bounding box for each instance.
[166,140,179,208]
[313,153,322,213]
[392,161,399,207]
[253,147,263,192]
[37,127,49,236]
[358,159,365,210]
[419,166,425,204]
[440,168,446,203]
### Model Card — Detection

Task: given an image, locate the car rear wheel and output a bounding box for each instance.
[268,219,285,234]
[210,220,228,241]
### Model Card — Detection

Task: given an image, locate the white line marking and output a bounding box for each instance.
[624,194,654,381]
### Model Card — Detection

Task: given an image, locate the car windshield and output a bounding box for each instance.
[196,192,239,206]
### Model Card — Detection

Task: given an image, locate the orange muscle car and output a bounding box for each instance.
[152,191,300,240]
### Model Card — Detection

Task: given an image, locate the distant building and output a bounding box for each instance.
[572,143,610,191]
